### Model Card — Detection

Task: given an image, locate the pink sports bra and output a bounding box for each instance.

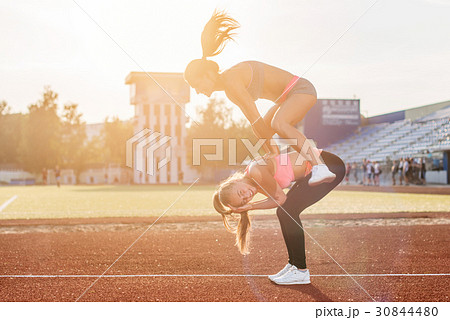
[244,153,294,189]
[273,153,295,188]
[244,148,324,188]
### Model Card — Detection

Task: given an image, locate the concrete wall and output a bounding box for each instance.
[426,171,448,184]
[366,100,450,125]
[405,100,450,121]
[0,170,35,184]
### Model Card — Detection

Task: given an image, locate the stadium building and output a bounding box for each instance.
[125,72,197,184]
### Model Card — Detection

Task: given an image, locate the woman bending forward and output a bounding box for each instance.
[213,149,345,285]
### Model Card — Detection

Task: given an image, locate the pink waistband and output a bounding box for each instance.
[273,153,295,189]
[244,148,323,186]
[278,76,300,104]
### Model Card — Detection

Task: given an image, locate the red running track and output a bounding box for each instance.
[0,214,449,302]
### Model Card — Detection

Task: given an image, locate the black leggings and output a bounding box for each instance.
[276,151,346,269]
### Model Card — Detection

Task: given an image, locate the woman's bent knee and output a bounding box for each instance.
[270,117,285,135]
[276,206,285,219]
[332,157,346,184]
[323,151,346,183]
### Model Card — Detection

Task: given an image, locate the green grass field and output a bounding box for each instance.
[0,185,449,220]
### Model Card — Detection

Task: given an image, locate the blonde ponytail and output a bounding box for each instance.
[201,10,240,58]
[212,174,253,255]
[184,10,239,85]
[235,211,251,255]
[213,190,236,233]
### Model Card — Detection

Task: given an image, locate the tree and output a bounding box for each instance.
[228,117,260,165]
[185,97,256,177]
[82,135,105,166]
[18,87,62,173]
[0,100,10,116]
[60,103,87,181]
[102,116,134,167]
[0,101,25,165]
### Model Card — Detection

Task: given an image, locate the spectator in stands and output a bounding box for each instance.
[42,168,47,185]
[373,161,381,186]
[362,159,367,185]
[345,163,351,185]
[391,160,399,185]
[403,158,410,186]
[411,158,418,182]
[420,158,427,185]
[412,158,417,184]
[178,171,184,185]
[55,165,61,188]
[366,160,373,186]
[409,158,415,184]
[398,158,404,185]
[414,158,422,183]
[352,162,358,184]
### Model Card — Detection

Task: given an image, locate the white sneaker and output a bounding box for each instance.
[273,266,311,285]
[308,164,336,186]
[268,263,293,282]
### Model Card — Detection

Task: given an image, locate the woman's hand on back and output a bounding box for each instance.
[252,151,279,165]
[262,151,279,160]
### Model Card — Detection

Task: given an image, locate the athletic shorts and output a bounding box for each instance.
[286,77,317,98]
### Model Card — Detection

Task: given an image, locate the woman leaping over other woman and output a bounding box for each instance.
[184,10,336,187]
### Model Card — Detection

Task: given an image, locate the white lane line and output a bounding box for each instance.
[1,273,449,278]
[0,195,18,212]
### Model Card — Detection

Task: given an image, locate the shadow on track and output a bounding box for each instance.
[270,282,333,301]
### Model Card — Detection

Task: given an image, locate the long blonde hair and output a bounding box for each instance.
[213,171,252,255]
[184,10,240,84]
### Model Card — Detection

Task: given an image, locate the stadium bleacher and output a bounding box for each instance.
[326,105,450,164]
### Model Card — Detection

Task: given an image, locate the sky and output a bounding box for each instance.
[1,0,449,124]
